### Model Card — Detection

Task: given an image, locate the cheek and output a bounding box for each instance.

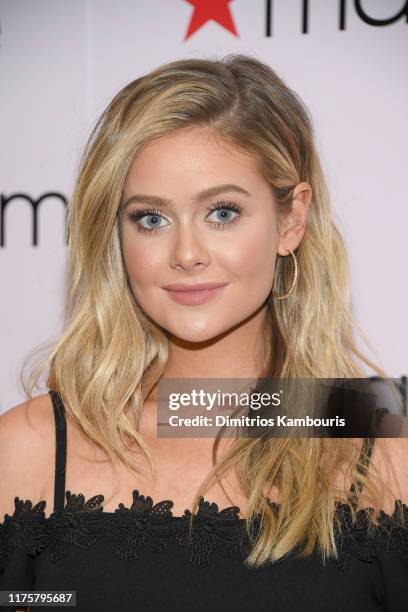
[122,234,161,288]
[122,221,277,293]
[223,228,277,284]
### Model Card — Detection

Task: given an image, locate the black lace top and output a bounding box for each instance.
[1,391,407,611]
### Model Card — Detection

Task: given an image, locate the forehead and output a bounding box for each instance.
[125,127,263,187]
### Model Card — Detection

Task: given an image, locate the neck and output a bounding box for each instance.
[162,302,271,380]
[140,302,272,439]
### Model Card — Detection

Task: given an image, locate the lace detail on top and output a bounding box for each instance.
[106,490,176,560]
[1,489,407,570]
[176,498,245,567]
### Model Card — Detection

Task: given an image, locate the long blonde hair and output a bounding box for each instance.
[22,54,403,566]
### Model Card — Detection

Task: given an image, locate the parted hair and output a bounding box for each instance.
[22,54,401,566]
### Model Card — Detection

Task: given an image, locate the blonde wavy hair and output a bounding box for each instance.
[22,54,403,567]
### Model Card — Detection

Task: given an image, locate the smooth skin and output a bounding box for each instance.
[120,126,308,378]
[1,128,407,533]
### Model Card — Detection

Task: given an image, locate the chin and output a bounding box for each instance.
[165,321,227,344]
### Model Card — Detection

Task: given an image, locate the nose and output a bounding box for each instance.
[169,220,210,272]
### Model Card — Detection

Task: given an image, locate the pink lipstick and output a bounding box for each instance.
[162,282,228,306]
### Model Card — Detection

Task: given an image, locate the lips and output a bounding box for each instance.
[162,283,228,306]
[162,282,228,292]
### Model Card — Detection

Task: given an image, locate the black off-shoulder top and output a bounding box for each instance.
[0,390,407,611]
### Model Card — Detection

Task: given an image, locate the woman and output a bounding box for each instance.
[0,54,407,611]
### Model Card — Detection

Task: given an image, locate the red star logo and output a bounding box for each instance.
[184,0,239,41]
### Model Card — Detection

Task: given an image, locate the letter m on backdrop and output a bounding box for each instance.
[0,192,67,247]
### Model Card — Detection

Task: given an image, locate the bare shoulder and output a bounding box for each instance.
[0,393,55,521]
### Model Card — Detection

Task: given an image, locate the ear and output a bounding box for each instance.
[277,182,312,256]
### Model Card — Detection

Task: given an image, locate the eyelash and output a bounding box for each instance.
[127,200,243,234]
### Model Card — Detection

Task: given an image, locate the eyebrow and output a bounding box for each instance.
[122,183,252,209]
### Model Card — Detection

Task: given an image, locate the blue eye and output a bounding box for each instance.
[207,201,242,227]
[127,209,169,233]
[127,200,243,234]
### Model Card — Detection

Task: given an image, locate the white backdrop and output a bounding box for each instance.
[1,0,407,413]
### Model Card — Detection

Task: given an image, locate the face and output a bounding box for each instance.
[120,127,282,343]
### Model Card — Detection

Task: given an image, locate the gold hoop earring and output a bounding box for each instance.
[271,249,298,300]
